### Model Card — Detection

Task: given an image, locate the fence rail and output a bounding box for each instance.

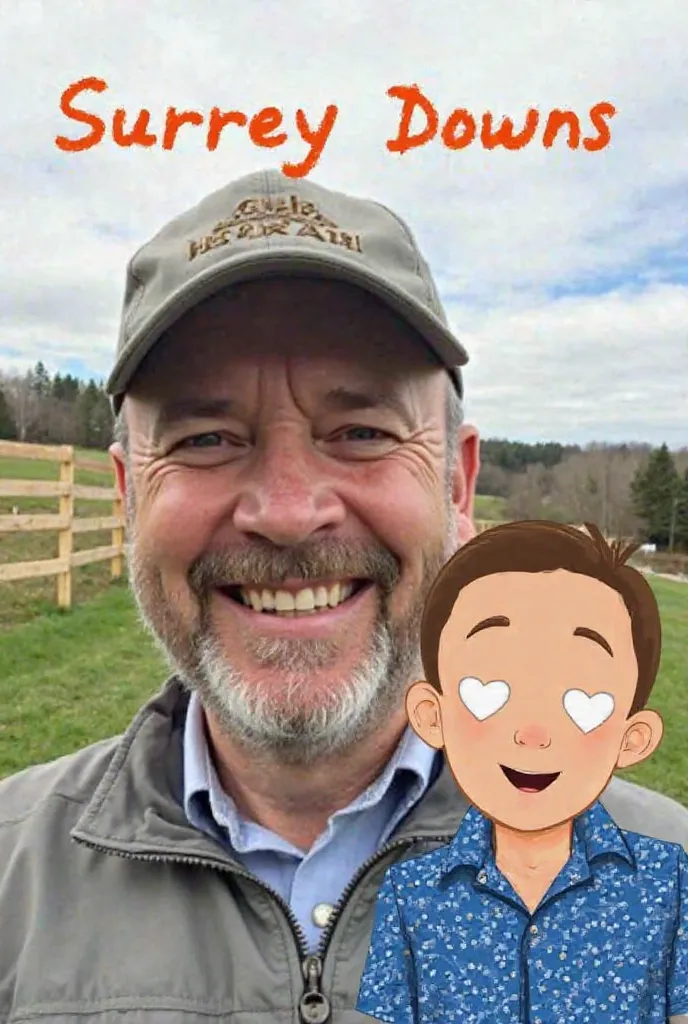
[0,440,125,609]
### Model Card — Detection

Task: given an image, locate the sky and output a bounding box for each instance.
[1,0,687,446]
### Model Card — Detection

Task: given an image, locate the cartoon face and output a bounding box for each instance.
[407,568,663,832]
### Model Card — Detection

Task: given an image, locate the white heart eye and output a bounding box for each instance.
[459,676,511,721]
[563,689,615,733]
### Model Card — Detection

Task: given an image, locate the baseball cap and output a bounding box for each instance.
[106,169,468,413]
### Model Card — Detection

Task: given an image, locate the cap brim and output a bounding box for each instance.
[107,248,468,406]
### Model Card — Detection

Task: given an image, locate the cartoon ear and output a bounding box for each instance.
[615,709,664,769]
[405,681,445,750]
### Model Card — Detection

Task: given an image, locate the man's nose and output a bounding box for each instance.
[231,434,347,546]
[513,724,552,749]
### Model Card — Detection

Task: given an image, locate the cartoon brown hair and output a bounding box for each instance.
[420,521,661,716]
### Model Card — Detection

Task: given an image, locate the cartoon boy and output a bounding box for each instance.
[357,520,688,1024]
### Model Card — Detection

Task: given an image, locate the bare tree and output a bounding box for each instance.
[549,444,645,538]
[477,462,511,498]
[505,463,554,520]
[0,371,41,443]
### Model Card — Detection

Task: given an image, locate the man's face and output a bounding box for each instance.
[431,570,649,831]
[111,278,478,762]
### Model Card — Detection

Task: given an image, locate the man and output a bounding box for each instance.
[0,170,686,1024]
[358,520,687,1023]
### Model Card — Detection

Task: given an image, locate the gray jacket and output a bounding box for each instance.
[1,677,687,1024]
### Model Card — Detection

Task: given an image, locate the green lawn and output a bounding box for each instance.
[0,570,686,808]
[474,494,507,521]
[0,579,167,775]
[0,447,119,629]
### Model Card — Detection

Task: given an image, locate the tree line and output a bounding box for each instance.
[1,363,686,552]
[0,363,112,450]
[480,438,688,552]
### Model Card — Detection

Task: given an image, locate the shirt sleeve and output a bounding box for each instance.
[668,848,688,1016]
[356,865,417,1024]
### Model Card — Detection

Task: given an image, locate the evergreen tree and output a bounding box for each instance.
[675,467,688,553]
[32,361,51,397]
[75,379,113,449]
[630,444,680,549]
[89,384,115,449]
[0,386,17,439]
[63,374,81,403]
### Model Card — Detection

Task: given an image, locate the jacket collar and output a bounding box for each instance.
[70,676,469,863]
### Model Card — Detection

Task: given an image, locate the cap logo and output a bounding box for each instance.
[188,194,363,261]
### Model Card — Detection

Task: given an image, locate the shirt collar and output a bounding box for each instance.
[439,797,636,879]
[182,689,438,851]
[182,690,216,824]
[575,796,636,867]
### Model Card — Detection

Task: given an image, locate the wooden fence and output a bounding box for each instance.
[0,440,125,610]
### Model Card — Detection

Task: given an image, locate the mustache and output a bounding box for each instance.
[188,538,401,596]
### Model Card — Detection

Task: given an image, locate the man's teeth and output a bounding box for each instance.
[238,582,355,615]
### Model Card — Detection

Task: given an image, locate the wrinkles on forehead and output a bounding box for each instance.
[148,384,421,442]
[126,278,447,439]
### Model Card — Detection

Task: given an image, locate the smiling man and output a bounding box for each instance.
[358,520,687,1023]
[0,172,687,1024]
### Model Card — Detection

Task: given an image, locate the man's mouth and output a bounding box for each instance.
[500,765,561,793]
[218,578,369,617]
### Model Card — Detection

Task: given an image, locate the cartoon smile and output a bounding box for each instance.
[500,765,561,793]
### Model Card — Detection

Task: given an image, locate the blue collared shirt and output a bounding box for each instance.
[182,691,438,951]
[357,801,688,1023]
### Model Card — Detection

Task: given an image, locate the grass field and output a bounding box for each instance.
[474,494,507,520]
[1,450,686,807]
[0,447,119,629]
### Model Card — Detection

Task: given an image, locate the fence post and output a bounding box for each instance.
[57,447,75,610]
[111,490,124,580]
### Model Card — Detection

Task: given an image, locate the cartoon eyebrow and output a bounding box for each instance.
[466,615,510,639]
[573,626,614,657]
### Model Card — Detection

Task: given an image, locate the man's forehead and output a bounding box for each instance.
[140,380,427,444]
[136,342,442,407]
[159,278,441,369]
[130,284,447,417]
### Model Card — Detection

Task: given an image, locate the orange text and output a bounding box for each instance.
[386,84,616,153]
[55,77,338,179]
[54,78,617,178]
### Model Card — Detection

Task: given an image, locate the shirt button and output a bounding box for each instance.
[312,902,335,928]
[477,871,487,884]
[530,924,538,936]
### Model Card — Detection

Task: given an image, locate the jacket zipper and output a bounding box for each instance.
[74,832,451,1022]
[314,833,452,956]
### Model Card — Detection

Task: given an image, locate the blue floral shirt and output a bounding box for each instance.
[357,801,688,1023]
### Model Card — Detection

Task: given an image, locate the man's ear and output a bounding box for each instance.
[615,709,664,769]
[449,425,480,547]
[109,442,127,500]
[405,681,445,750]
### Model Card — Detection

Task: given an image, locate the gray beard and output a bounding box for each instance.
[125,489,459,765]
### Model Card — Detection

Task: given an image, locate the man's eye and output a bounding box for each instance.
[181,433,223,448]
[177,432,249,451]
[337,426,390,442]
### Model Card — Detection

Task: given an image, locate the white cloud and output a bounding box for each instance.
[457,283,688,444]
[1,0,687,444]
